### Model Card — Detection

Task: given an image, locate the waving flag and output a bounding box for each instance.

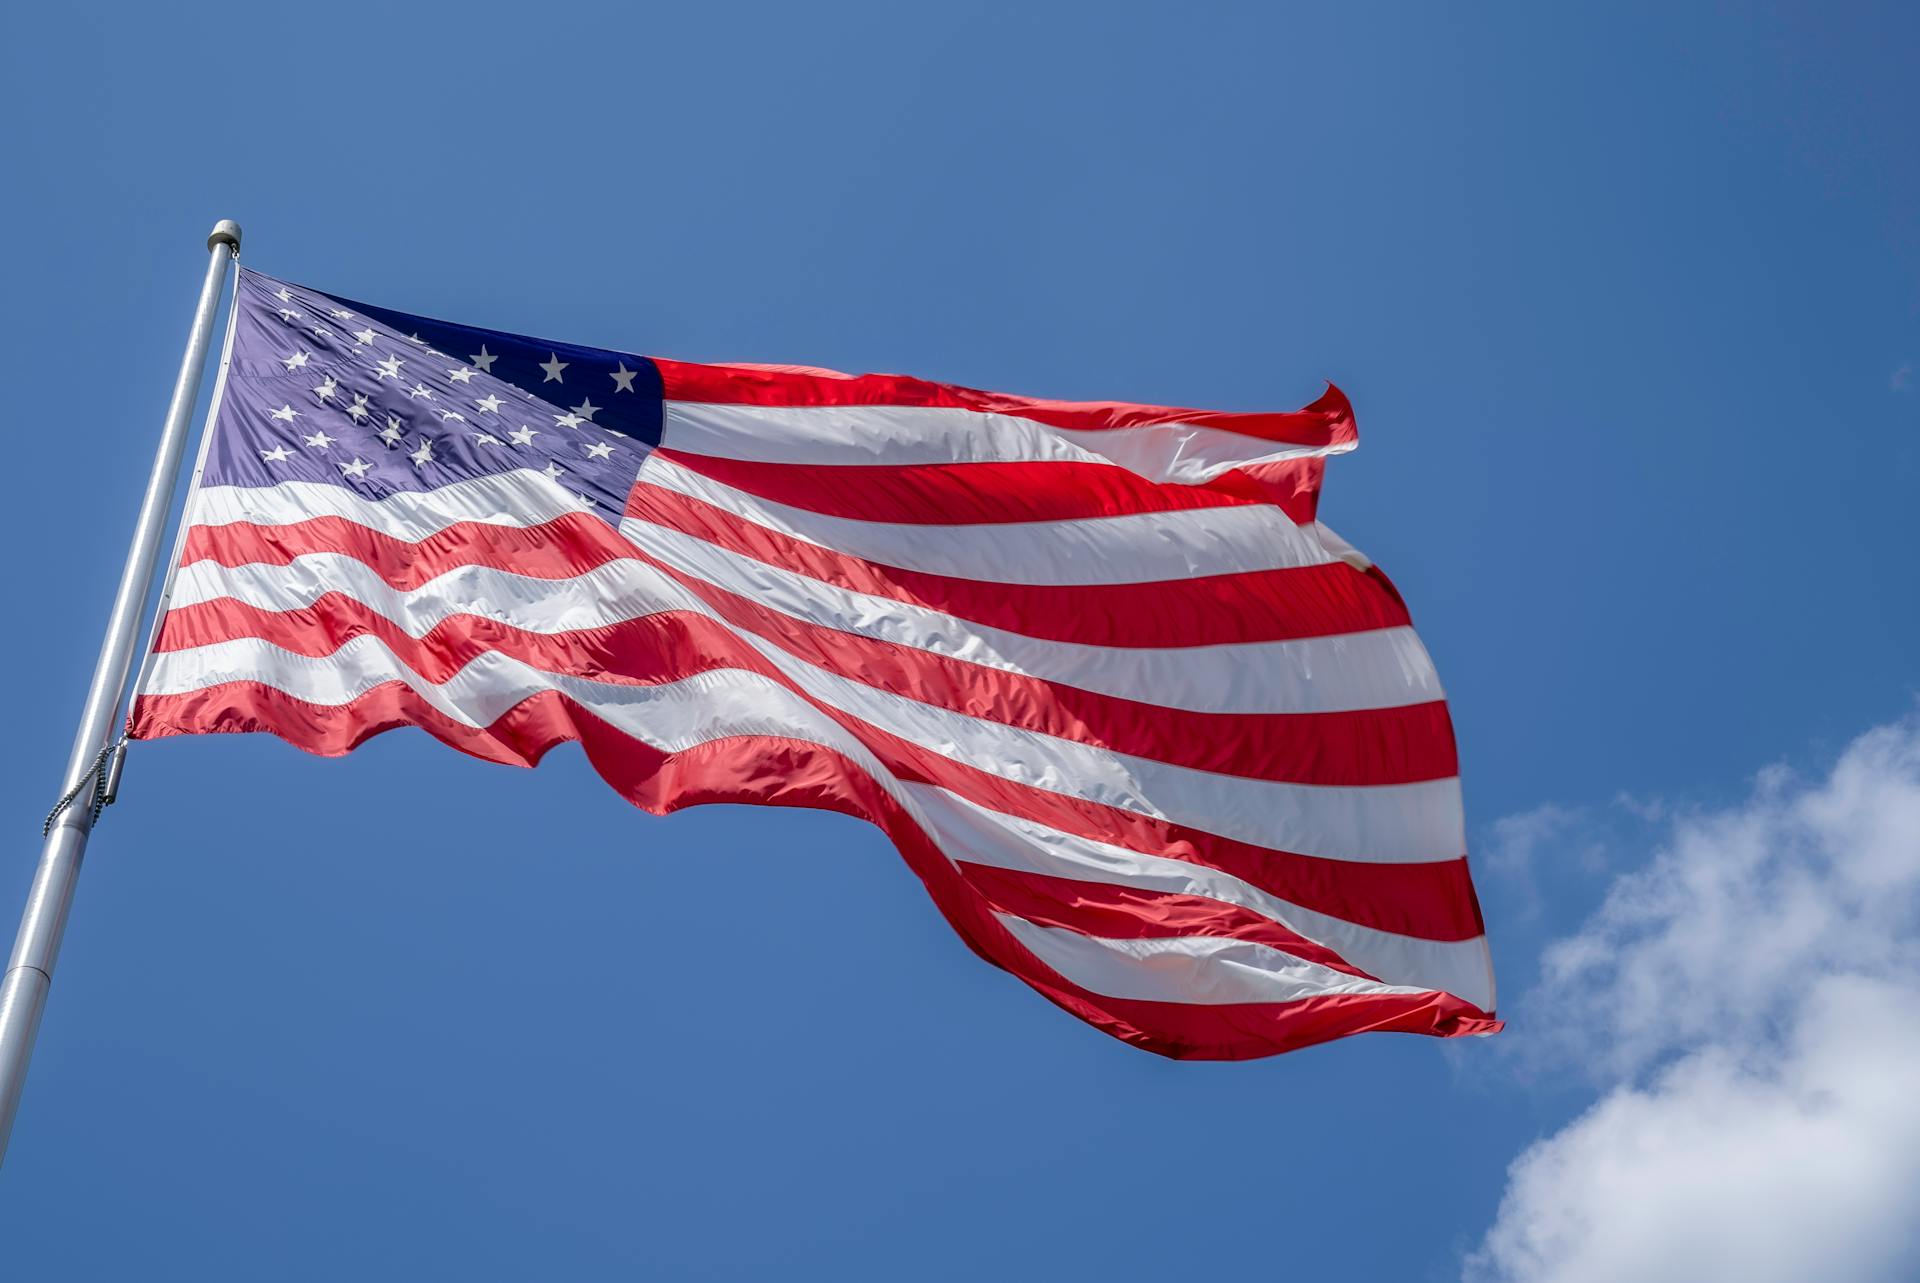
[129,268,1498,1059]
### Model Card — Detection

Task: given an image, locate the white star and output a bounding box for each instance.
[409,438,434,467]
[353,328,377,346]
[471,345,497,373]
[508,425,539,446]
[406,383,435,400]
[543,462,566,480]
[447,366,476,384]
[435,409,467,422]
[345,394,371,422]
[310,325,334,340]
[539,353,568,383]
[472,432,501,445]
[575,492,596,509]
[552,412,585,429]
[475,394,504,414]
[583,440,614,460]
[304,429,337,449]
[313,376,339,402]
[378,418,405,446]
[330,309,354,321]
[405,332,427,346]
[570,398,600,421]
[282,351,311,371]
[277,308,301,322]
[275,286,294,303]
[260,445,293,462]
[374,355,404,380]
[609,362,638,393]
[338,456,371,478]
[269,404,300,423]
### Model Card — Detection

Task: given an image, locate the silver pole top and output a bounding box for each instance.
[207,219,242,253]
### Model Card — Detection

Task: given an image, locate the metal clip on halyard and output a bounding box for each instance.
[41,740,127,836]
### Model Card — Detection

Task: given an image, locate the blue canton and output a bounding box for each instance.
[203,269,665,522]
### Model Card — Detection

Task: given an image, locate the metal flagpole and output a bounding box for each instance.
[0,219,241,1164]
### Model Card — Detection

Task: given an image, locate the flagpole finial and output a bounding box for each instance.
[207,219,242,253]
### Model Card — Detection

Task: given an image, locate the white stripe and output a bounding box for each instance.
[661,401,1352,484]
[635,453,1336,584]
[140,632,878,758]
[151,564,1461,863]
[165,552,704,635]
[908,785,1492,1008]
[170,492,1442,716]
[996,916,1431,1006]
[623,516,1445,714]
[1313,521,1373,571]
[189,469,587,537]
[1052,424,1353,488]
[723,628,1462,864]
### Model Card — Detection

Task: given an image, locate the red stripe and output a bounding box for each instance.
[652,450,1275,525]
[625,481,1411,647]
[184,501,1411,650]
[154,587,1455,787]
[657,563,1457,786]
[171,518,1449,784]
[132,642,1480,942]
[1236,457,1330,526]
[182,512,631,591]
[656,360,1358,450]
[1072,989,1499,1059]
[955,862,1377,979]
[822,711,1483,942]
[128,680,1495,1059]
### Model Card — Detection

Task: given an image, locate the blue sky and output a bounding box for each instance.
[2,3,1916,1278]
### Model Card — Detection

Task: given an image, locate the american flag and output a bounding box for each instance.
[129,267,1499,1059]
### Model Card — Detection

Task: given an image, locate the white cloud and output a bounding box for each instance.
[1482,803,1587,879]
[1478,803,1606,919]
[1466,717,1920,1283]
